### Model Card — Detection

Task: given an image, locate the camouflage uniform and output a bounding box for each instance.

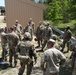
[69,42,76,75]
[41,23,53,51]
[13,20,22,40]
[61,26,72,52]
[29,18,35,31]
[36,22,45,47]
[1,31,8,61]
[41,39,66,75]
[16,32,37,75]
[8,30,19,67]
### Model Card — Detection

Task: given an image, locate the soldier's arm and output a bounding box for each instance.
[15,43,21,58]
[49,28,53,37]
[58,51,66,65]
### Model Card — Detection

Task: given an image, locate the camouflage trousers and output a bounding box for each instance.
[2,45,8,61]
[61,40,70,52]
[9,48,17,67]
[72,58,76,75]
[42,39,48,50]
[18,60,33,75]
[37,36,43,47]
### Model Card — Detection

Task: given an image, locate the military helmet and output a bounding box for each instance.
[51,35,57,41]
[15,20,19,23]
[48,39,55,44]
[65,25,70,29]
[24,32,31,39]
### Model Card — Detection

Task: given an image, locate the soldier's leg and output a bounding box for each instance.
[67,41,70,52]
[14,53,17,67]
[27,61,33,75]
[18,61,25,75]
[40,37,43,47]
[2,48,4,60]
[4,47,8,61]
[38,38,40,47]
[41,40,47,51]
[61,40,66,52]
[9,49,13,67]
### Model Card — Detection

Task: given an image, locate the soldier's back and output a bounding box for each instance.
[19,40,32,55]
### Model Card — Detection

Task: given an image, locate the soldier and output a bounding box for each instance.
[36,21,45,48]
[41,39,66,75]
[13,20,22,34]
[1,28,8,61]
[16,32,37,75]
[8,27,19,67]
[29,18,35,31]
[41,22,53,51]
[69,42,76,75]
[22,22,33,40]
[61,25,72,52]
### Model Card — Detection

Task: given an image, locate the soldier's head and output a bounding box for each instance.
[47,39,55,48]
[1,27,4,32]
[15,20,19,24]
[39,21,43,25]
[10,27,14,32]
[24,32,31,40]
[29,18,32,22]
[45,22,50,27]
[51,35,57,41]
[65,25,70,30]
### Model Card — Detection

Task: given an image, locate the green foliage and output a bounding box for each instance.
[43,0,76,24]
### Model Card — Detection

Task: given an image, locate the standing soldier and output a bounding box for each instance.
[61,25,72,52]
[1,28,8,61]
[23,22,33,40]
[16,32,37,75]
[69,42,76,75]
[8,27,19,67]
[29,18,35,33]
[41,22,53,51]
[36,21,45,48]
[13,20,23,40]
[40,39,66,75]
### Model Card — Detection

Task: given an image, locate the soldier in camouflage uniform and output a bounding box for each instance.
[13,20,23,40]
[36,21,45,48]
[61,25,72,52]
[29,18,35,32]
[1,28,8,61]
[16,32,37,75]
[22,23,33,40]
[69,42,76,75]
[41,22,53,51]
[41,39,66,75]
[8,27,19,67]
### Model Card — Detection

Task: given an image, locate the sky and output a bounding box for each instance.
[0,0,5,6]
[0,0,39,6]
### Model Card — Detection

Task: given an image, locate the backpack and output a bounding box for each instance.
[0,58,9,69]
